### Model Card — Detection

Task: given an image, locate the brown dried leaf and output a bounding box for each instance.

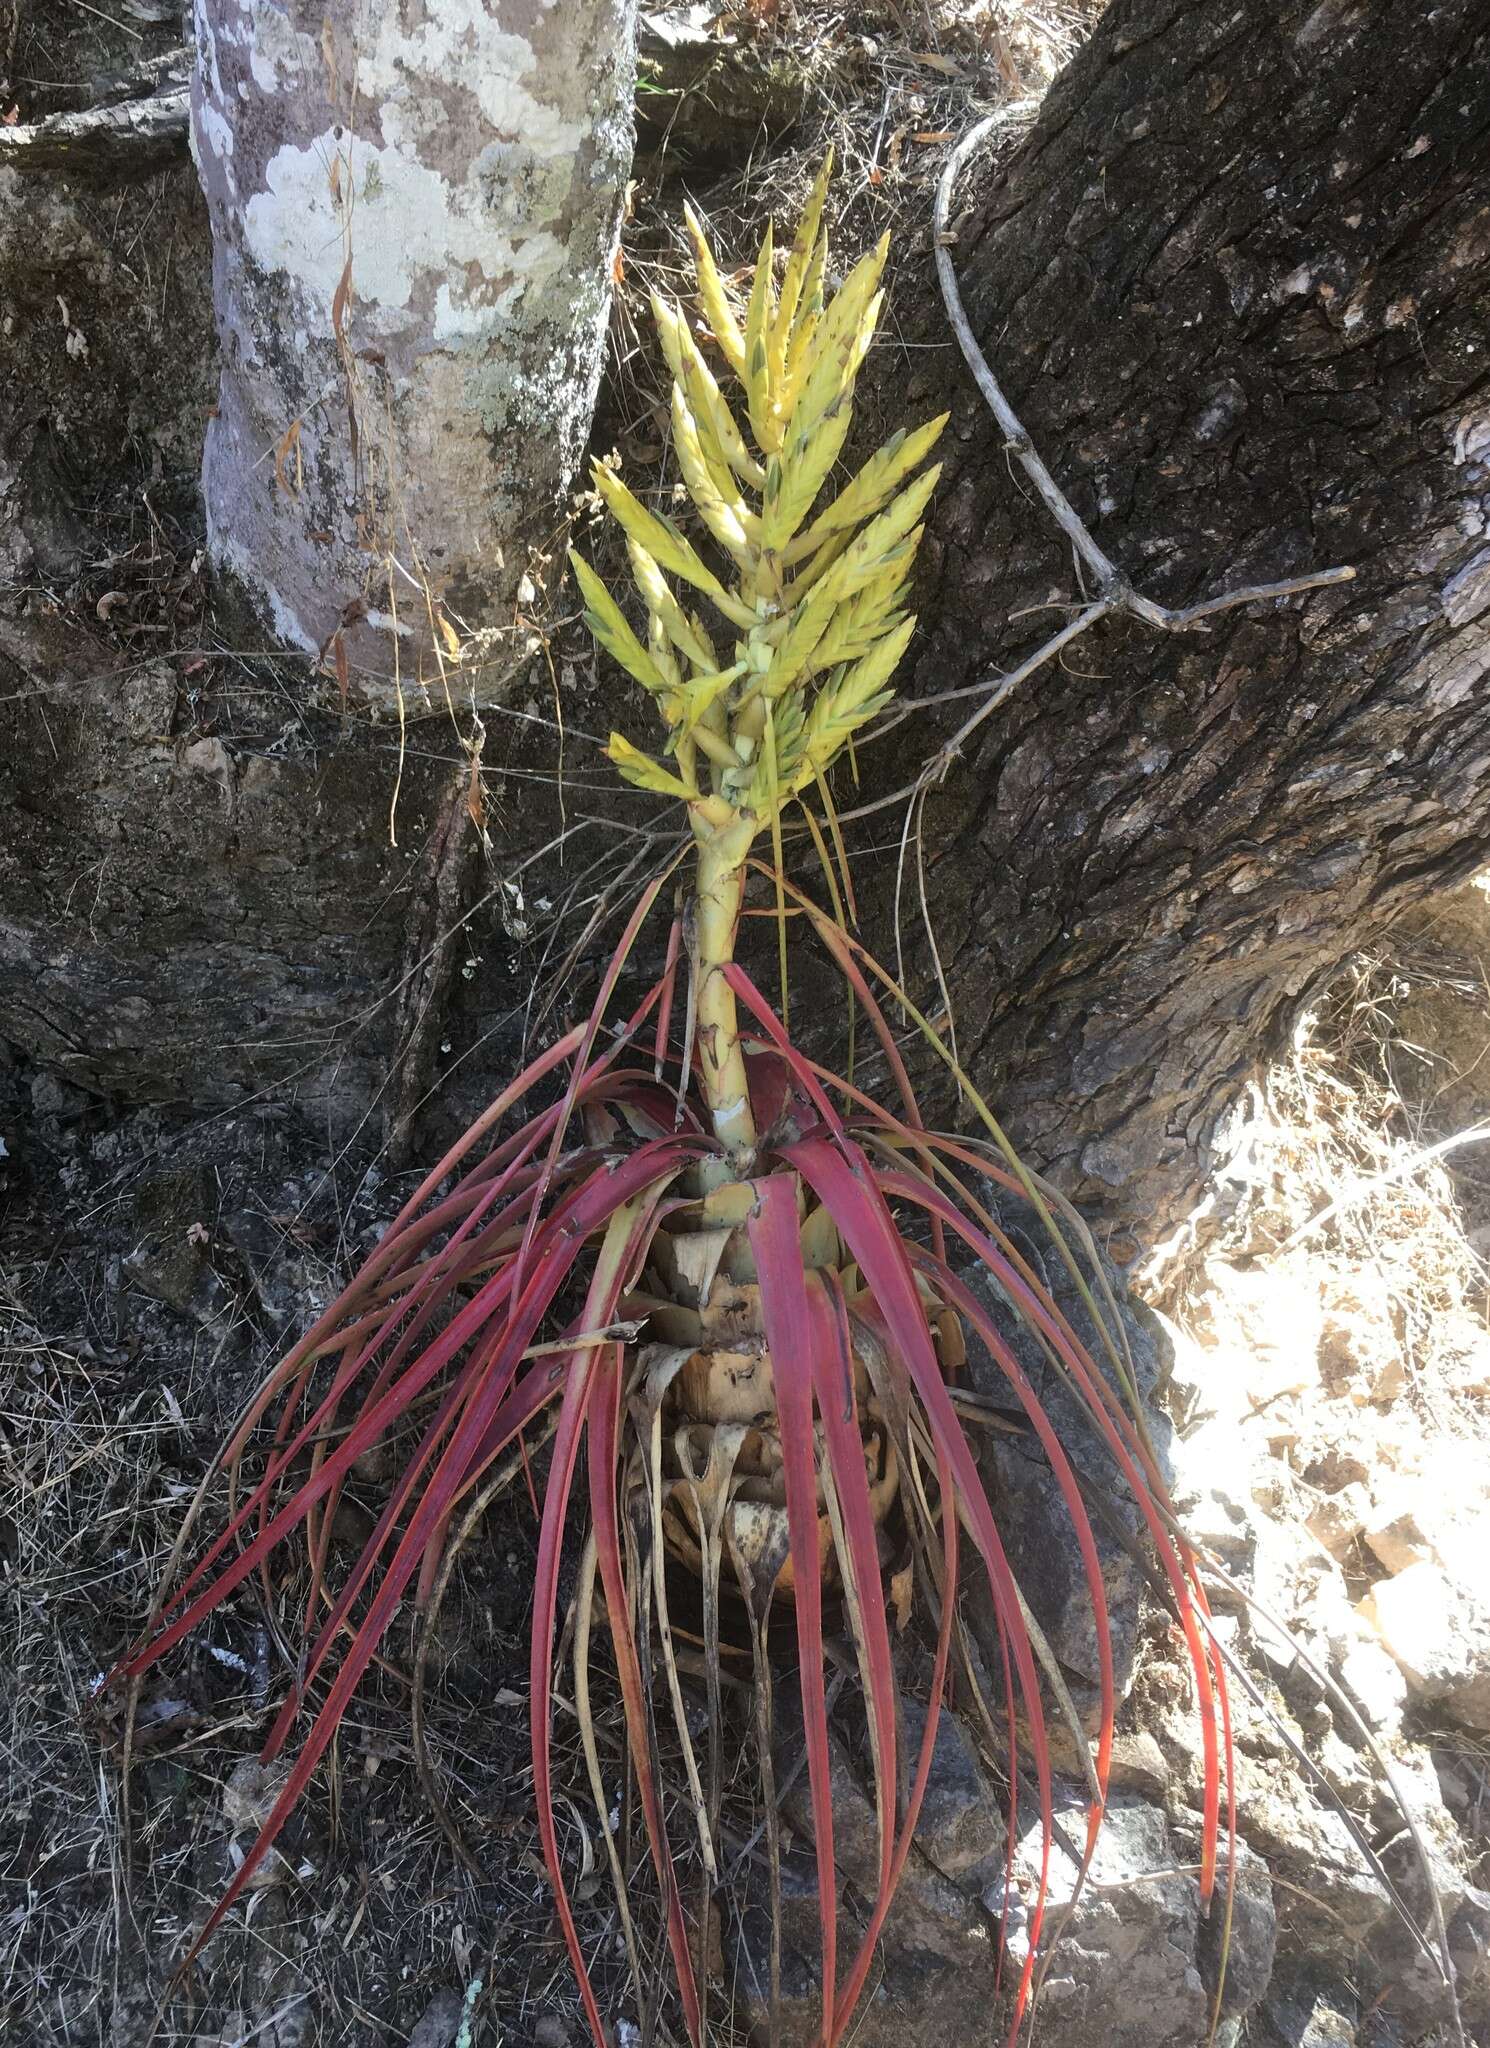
[331,255,353,344]
[273,418,303,499]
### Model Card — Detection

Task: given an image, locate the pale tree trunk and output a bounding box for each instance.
[191,0,636,703]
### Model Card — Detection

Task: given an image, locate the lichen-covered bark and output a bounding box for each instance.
[193,0,636,701]
[865,0,1490,1237]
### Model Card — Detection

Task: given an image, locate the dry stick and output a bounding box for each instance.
[839,113,1356,830]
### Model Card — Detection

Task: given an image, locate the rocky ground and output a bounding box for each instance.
[709,897,1490,2048]
[4,885,1487,2047]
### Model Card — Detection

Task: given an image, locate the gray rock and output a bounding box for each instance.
[1228,1759,1391,1947]
[1359,1561,1490,1732]
[898,1697,1007,1891]
[121,1165,236,1323]
[726,1838,993,2048]
[408,1989,466,2048]
[985,1790,1276,2048]
[735,1766,1278,2048]
[1254,1963,1357,2046]
[957,1190,1175,1707]
[776,1716,992,1967]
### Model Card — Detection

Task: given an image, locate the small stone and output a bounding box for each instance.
[221,1758,293,1891]
[1305,1482,1369,1560]
[1255,1963,1357,2046]
[1359,1561,1490,1730]
[1363,1508,1431,1576]
[984,1790,1276,2045]
[898,1697,1005,1888]
[222,1757,288,1833]
[409,1989,465,2048]
[1335,1634,1407,1736]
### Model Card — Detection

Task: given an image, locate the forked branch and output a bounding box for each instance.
[844,112,1355,823]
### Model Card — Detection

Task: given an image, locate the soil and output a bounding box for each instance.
[0,1083,628,2047]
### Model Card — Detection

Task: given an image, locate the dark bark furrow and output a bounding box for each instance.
[848,0,1490,1229]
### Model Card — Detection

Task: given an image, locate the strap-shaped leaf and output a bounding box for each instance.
[790,248,886,446]
[568,550,668,694]
[683,202,746,377]
[626,539,718,674]
[671,385,755,565]
[607,731,697,799]
[763,398,855,554]
[743,222,778,455]
[795,613,917,786]
[592,464,756,629]
[786,413,949,565]
[780,231,828,421]
[776,150,833,350]
[675,313,765,487]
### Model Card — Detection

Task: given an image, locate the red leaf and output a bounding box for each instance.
[748,1174,838,2041]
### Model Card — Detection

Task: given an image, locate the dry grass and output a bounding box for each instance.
[0,1251,649,2047]
[604,0,1101,502]
[1146,939,1490,1438]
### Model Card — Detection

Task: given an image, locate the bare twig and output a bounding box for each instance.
[841,112,1355,829]
[1277,1117,1490,1252]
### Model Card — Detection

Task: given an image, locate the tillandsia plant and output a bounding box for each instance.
[112,160,1234,2047]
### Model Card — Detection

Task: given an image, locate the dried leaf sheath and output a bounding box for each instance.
[108,159,1230,2048]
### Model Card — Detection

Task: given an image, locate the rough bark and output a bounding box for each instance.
[6,0,1490,1237]
[869,0,1490,1237]
[191,0,637,700]
[0,18,815,179]
[0,49,189,175]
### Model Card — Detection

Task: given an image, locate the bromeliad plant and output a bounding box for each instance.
[113,161,1232,2046]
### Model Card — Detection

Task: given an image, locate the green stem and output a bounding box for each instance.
[691,810,760,1159]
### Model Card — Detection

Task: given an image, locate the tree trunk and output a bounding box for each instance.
[7,0,1490,1239]
[192,0,636,701]
[867,0,1490,1239]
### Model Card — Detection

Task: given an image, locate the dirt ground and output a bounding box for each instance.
[5,873,1487,2047]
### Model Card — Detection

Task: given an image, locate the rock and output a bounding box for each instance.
[1360,1453,1490,1582]
[1335,1635,1408,1738]
[1200,1832,1279,2023]
[776,1716,995,1965]
[409,1989,466,2048]
[1253,1962,1358,2045]
[220,1758,301,1892]
[222,1757,288,1834]
[1362,1504,1432,1576]
[1235,1760,1391,1946]
[1449,1883,1490,2025]
[1172,1424,1261,1586]
[28,1069,92,1128]
[897,1698,1006,1890]
[726,1836,993,2048]
[121,1165,236,1323]
[1305,1482,1369,1561]
[1199,1260,1324,1411]
[1046,1722,1172,1799]
[1358,1561,1490,1731]
[1369,1839,1490,2033]
[984,1790,1276,2045]
[958,1190,1175,1706]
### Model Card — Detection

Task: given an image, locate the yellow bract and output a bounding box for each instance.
[573,153,945,833]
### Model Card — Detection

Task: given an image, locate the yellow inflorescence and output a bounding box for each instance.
[570,153,946,833]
